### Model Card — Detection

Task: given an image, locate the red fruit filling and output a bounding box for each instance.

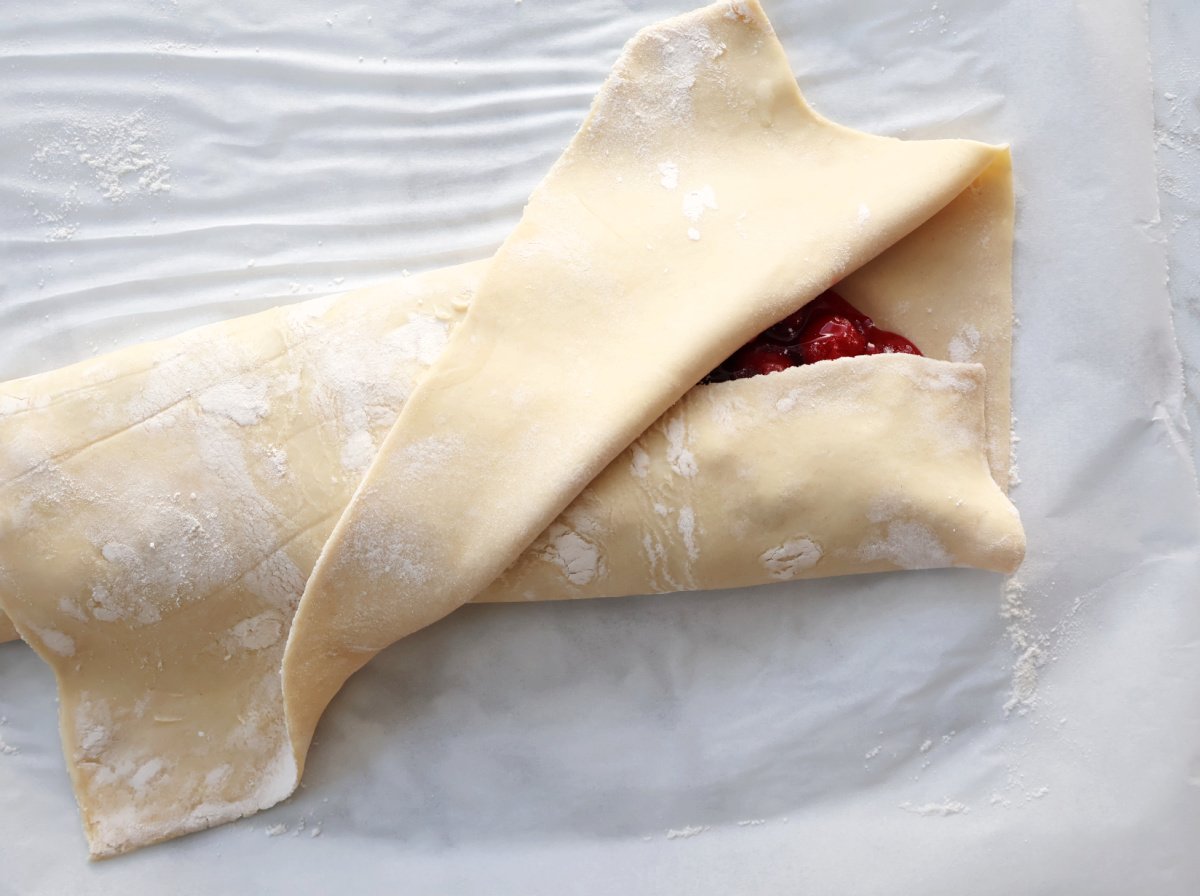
[703,290,921,384]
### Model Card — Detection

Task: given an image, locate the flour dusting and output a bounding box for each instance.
[537,524,605,586]
[340,429,377,473]
[682,185,718,240]
[0,717,17,757]
[859,520,951,569]
[664,413,698,478]
[198,381,271,427]
[585,18,729,152]
[760,537,822,579]
[386,314,450,366]
[682,185,718,221]
[630,443,651,478]
[948,324,982,362]
[75,694,115,759]
[899,800,969,817]
[129,758,166,793]
[658,161,680,189]
[724,0,754,21]
[677,506,699,562]
[35,627,76,657]
[27,110,171,240]
[1009,426,1021,489]
[264,445,290,480]
[1002,579,1047,716]
[226,612,284,651]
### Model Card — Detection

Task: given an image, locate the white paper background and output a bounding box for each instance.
[2,1,1199,893]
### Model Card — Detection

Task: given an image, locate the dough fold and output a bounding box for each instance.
[0,0,1021,857]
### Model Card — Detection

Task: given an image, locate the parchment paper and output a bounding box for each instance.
[1,1,1198,893]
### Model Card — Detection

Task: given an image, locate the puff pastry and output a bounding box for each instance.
[0,0,1021,857]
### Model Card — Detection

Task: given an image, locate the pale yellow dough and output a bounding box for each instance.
[0,0,1021,857]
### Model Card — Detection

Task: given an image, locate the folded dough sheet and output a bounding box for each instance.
[0,0,1022,859]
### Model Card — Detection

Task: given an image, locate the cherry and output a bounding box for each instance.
[865,327,921,355]
[763,308,810,344]
[800,292,872,330]
[728,344,793,377]
[700,289,922,384]
[797,313,868,363]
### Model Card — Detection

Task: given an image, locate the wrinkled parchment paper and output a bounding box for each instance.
[1,1,1198,893]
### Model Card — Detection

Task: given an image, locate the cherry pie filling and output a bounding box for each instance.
[703,291,922,383]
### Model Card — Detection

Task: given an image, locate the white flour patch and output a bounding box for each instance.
[903,364,978,395]
[537,524,605,586]
[664,413,698,478]
[57,598,89,622]
[204,765,232,790]
[909,3,952,37]
[264,445,289,479]
[704,390,750,433]
[760,538,822,579]
[75,695,114,759]
[242,550,307,614]
[682,185,718,221]
[27,110,171,240]
[630,444,651,478]
[227,612,284,651]
[0,717,17,757]
[35,627,76,657]
[385,314,449,366]
[584,19,726,154]
[658,161,680,189]
[198,381,270,427]
[88,584,122,623]
[1009,426,1022,489]
[948,324,982,362]
[0,395,31,417]
[899,800,969,817]
[340,429,377,473]
[129,758,166,793]
[1002,579,1047,716]
[101,542,139,566]
[859,520,951,569]
[641,531,682,595]
[724,0,753,21]
[677,506,699,562]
